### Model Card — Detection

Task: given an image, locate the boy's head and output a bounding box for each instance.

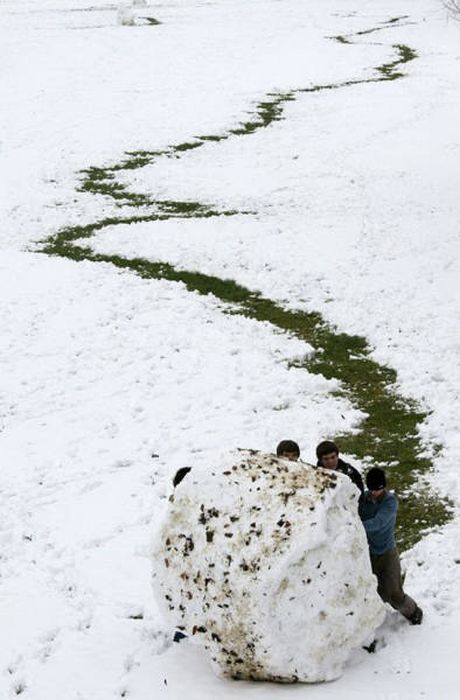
[366,467,386,492]
[316,440,339,469]
[276,440,300,461]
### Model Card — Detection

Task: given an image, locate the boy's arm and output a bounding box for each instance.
[351,468,365,496]
[362,497,397,534]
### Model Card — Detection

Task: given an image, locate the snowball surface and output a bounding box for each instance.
[152,450,384,682]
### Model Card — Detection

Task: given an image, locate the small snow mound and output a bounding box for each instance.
[152,450,384,683]
[117,6,136,26]
[132,0,147,6]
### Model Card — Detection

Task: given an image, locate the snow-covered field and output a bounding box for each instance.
[1,0,460,697]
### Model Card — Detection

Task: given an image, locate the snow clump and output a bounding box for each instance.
[117,5,136,26]
[152,450,384,683]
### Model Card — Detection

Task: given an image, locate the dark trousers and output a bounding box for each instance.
[370,548,417,619]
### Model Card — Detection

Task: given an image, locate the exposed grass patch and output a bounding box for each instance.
[384,16,410,24]
[334,35,351,44]
[155,199,239,217]
[199,134,226,142]
[175,141,203,152]
[39,224,452,550]
[37,16,450,550]
[332,15,410,43]
[78,177,153,206]
[75,33,416,209]
[377,44,417,80]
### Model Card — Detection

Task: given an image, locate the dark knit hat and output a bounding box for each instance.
[366,467,386,490]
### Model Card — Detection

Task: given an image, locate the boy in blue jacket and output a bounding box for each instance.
[359,467,423,625]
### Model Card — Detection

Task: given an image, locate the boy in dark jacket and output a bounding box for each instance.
[359,467,423,625]
[315,440,364,498]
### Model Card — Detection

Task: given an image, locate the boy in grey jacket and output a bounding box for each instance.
[359,467,423,625]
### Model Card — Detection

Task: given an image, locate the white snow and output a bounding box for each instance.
[2,0,460,698]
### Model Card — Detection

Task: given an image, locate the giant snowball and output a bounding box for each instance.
[152,450,384,682]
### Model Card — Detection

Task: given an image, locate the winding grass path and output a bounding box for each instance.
[37,16,451,550]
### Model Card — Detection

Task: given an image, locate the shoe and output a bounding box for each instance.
[408,606,423,625]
